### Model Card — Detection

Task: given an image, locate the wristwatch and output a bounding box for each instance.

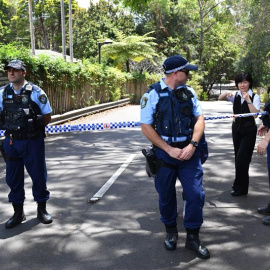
[190,140,198,147]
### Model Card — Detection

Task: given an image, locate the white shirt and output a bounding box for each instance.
[226,89,261,110]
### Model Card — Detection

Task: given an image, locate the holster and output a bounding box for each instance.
[0,142,22,161]
[142,148,157,177]
[142,147,176,177]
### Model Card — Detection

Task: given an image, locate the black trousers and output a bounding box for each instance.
[232,123,257,193]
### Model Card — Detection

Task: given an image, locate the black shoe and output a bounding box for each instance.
[262,216,270,226]
[258,203,270,215]
[5,211,26,229]
[231,190,248,196]
[37,208,53,224]
[164,232,178,250]
[185,234,210,259]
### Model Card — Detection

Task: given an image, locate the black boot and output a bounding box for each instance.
[185,234,210,259]
[164,226,178,251]
[258,202,270,215]
[5,203,26,229]
[37,202,53,224]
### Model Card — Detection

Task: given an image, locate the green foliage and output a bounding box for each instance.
[200,91,209,101]
[12,0,79,51]
[0,0,14,43]
[233,0,270,87]
[101,32,158,72]
[3,0,270,100]
[261,87,270,103]
[72,0,136,60]
[0,44,158,109]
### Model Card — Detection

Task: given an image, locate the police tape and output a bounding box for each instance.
[0,111,267,136]
[45,121,141,134]
[204,111,267,120]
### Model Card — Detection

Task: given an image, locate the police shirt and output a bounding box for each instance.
[140,78,203,125]
[0,82,52,115]
[226,89,261,110]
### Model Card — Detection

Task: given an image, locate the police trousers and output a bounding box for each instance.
[3,134,50,204]
[154,147,205,230]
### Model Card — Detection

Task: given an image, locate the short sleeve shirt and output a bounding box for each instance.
[0,82,52,115]
[140,78,203,125]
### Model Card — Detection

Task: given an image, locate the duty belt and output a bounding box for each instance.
[161,135,187,142]
[5,132,41,140]
[170,141,190,149]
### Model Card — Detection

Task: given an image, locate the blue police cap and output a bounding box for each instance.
[4,60,27,71]
[163,55,198,74]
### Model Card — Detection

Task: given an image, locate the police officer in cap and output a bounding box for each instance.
[140,55,210,259]
[0,59,53,228]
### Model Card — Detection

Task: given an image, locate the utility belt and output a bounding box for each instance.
[161,135,189,149]
[170,141,189,149]
[5,131,41,140]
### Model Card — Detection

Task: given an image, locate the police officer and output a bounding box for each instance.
[140,55,210,259]
[0,59,53,228]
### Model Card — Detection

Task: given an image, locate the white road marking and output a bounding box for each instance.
[88,154,137,203]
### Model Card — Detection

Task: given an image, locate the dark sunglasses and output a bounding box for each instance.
[179,69,189,75]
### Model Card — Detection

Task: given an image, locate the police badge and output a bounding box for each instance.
[39,94,47,104]
[21,95,28,104]
[141,97,148,109]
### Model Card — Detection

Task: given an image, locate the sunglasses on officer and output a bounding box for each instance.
[179,69,189,75]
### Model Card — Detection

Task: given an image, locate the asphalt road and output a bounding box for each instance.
[0,102,270,270]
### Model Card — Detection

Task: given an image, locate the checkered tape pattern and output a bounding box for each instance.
[0,113,266,135]
[44,121,141,134]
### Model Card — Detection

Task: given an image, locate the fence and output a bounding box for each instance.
[0,73,147,115]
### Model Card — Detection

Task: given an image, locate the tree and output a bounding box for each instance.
[0,0,16,43]
[12,0,79,51]
[72,0,136,59]
[101,32,158,72]
[233,0,270,86]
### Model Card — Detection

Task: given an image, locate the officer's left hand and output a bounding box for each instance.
[178,144,196,161]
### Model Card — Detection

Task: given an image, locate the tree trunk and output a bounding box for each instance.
[126,60,130,73]
[39,16,49,49]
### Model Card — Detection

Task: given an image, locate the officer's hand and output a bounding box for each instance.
[178,144,196,161]
[227,92,233,98]
[167,147,183,160]
[257,139,268,155]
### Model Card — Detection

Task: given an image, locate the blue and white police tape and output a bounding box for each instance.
[45,121,141,134]
[0,111,267,136]
[204,111,267,121]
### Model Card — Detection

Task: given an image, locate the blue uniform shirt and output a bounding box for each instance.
[140,78,203,125]
[0,82,52,115]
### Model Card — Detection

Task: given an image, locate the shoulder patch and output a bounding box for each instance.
[39,94,48,104]
[141,97,148,109]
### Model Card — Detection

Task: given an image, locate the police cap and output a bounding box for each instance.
[163,55,198,74]
[4,59,27,71]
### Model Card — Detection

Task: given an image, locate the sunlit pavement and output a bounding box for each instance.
[0,101,269,270]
